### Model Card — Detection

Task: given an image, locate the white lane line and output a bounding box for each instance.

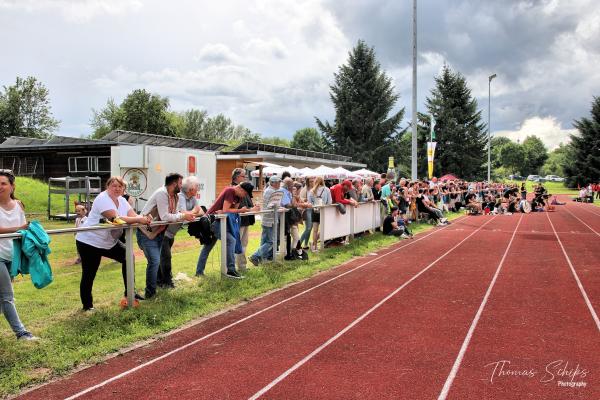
[546,211,600,332]
[571,202,600,217]
[438,214,523,400]
[248,216,498,400]
[64,217,468,400]
[563,206,600,237]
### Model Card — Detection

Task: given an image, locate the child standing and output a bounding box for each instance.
[74,204,88,264]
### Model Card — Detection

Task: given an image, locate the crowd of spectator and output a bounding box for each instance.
[3,166,596,328]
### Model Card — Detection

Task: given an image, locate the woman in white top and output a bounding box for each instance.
[76,176,150,311]
[307,176,332,252]
[0,170,37,340]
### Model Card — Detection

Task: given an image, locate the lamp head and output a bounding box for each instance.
[489,73,497,81]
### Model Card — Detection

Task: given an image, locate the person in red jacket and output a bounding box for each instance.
[330,180,358,207]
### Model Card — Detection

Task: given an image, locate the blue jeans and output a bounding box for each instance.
[196,221,237,275]
[252,225,274,262]
[299,209,312,247]
[136,230,164,298]
[0,261,28,338]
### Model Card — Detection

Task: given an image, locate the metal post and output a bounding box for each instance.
[220,216,227,276]
[125,226,135,308]
[272,207,278,261]
[411,0,418,181]
[278,209,286,259]
[319,206,325,251]
[487,73,497,182]
[349,204,355,242]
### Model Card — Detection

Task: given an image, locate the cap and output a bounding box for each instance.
[269,176,281,183]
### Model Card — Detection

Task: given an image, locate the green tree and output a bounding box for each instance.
[490,136,513,169]
[315,40,404,171]
[520,135,548,176]
[0,76,59,141]
[90,98,123,139]
[90,89,175,138]
[423,65,487,180]
[178,109,209,139]
[540,143,571,177]
[498,141,526,174]
[290,128,325,151]
[564,96,600,187]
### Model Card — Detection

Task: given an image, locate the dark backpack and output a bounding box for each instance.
[187,215,216,244]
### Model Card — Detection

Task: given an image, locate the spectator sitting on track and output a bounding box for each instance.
[416,189,446,226]
[383,207,411,239]
[464,189,483,214]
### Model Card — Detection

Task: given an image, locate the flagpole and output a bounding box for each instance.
[411,0,418,181]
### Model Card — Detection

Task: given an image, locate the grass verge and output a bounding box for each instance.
[0,212,462,397]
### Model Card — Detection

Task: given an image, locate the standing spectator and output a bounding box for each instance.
[595,182,600,200]
[249,177,282,265]
[308,176,332,251]
[76,176,151,311]
[0,170,38,340]
[330,180,358,209]
[361,178,374,202]
[299,176,315,250]
[137,173,195,298]
[158,176,203,289]
[231,168,247,186]
[197,184,257,278]
[236,182,255,272]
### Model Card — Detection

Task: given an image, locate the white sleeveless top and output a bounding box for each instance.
[0,202,26,262]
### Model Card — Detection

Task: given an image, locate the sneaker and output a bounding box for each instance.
[225,270,244,279]
[134,293,145,301]
[17,332,39,341]
[400,233,410,239]
[195,273,205,278]
[82,307,96,313]
[248,256,259,267]
[437,222,447,227]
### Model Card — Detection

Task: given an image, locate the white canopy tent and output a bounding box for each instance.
[353,168,380,178]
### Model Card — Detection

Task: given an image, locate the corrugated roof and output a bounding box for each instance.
[229,141,353,163]
[101,130,227,151]
[0,135,113,147]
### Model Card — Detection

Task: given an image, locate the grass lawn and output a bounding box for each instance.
[1,176,466,396]
[503,180,578,195]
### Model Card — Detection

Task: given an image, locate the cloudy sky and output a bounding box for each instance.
[1,0,599,150]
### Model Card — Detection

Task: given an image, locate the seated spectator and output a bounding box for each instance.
[464,190,483,214]
[383,207,411,238]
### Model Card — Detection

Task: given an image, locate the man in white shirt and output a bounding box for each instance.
[137,173,195,298]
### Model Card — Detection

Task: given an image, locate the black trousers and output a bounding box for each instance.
[158,236,175,286]
[76,240,127,310]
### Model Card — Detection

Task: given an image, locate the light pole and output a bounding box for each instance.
[411,0,418,181]
[487,73,497,182]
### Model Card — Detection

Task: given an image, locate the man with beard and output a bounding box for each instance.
[137,173,195,298]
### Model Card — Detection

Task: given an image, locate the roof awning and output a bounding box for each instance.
[244,161,283,168]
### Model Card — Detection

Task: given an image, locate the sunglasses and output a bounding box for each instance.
[0,169,14,177]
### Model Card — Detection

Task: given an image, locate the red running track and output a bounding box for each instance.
[16,207,600,400]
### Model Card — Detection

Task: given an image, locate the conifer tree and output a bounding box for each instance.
[423,65,487,180]
[564,96,600,187]
[316,40,404,171]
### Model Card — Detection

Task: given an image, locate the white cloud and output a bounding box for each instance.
[0,0,141,23]
[494,116,575,150]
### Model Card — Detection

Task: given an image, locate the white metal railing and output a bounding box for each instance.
[1,203,380,309]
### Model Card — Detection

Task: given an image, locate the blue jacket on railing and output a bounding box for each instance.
[226,213,243,254]
[10,220,53,289]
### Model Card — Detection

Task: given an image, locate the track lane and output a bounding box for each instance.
[19,217,484,400]
[443,212,600,400]
[256,215,521,399]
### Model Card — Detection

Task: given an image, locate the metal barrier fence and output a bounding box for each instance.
[1,203,381,309]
